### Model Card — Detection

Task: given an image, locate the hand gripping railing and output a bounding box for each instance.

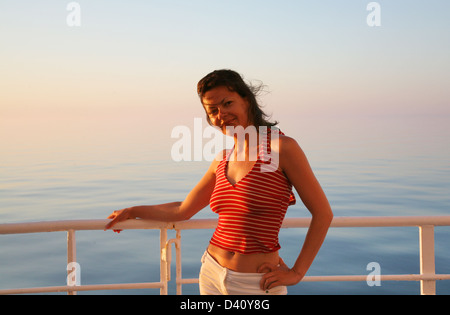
[1,216,450,295]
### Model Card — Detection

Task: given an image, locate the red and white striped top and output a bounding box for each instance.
[209,128,296,254]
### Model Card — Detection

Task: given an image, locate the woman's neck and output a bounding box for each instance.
[232,131,260,162]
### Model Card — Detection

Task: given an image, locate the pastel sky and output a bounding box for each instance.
[1,0,449,137]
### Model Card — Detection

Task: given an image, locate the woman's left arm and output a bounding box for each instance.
[259,136,333,290]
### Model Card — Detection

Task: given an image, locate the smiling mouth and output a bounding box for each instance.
[222,119,236,126]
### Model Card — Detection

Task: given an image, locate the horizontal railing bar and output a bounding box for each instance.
[0,219,172,235]
[4,273,450,295]
[2,216,450,235]
[0,282,164,295]
[174,274,450,286]
[178,278,199,284]
[326,216,450,228]
[301,274,450,282]
[173,219,217,230]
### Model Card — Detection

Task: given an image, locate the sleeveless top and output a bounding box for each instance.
[209,128,296,254]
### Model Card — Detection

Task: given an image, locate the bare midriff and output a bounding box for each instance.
[207,243,280,273]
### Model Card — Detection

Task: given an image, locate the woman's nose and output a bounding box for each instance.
[217,106,228,120]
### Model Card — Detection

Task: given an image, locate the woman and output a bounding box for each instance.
[105,69,333,295]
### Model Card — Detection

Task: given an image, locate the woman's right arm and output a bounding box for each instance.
[105,157,220,231]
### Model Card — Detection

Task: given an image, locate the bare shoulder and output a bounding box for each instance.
[273,134,303,155]
[267,134,304,156]
[207,149,227,175]
[277,135,310,172]
[279,134,300,149]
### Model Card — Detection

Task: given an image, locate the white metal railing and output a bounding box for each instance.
[1,216,450,295]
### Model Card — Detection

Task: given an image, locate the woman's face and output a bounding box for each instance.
[201,86,251,135]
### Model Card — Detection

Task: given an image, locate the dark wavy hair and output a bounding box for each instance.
[197,69,277,127]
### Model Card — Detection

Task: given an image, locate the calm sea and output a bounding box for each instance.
[1,114,449,295]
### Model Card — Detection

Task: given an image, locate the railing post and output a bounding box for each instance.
[175,230,182,295]
[162,230,182,294]
[67,229,77,295]
[419,225,436,295]
[160,228,168,295]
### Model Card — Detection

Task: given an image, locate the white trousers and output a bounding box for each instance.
[199,251,287,295]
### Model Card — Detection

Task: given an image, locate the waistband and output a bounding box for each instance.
[200,250,288,295]
[202,250,265,278]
